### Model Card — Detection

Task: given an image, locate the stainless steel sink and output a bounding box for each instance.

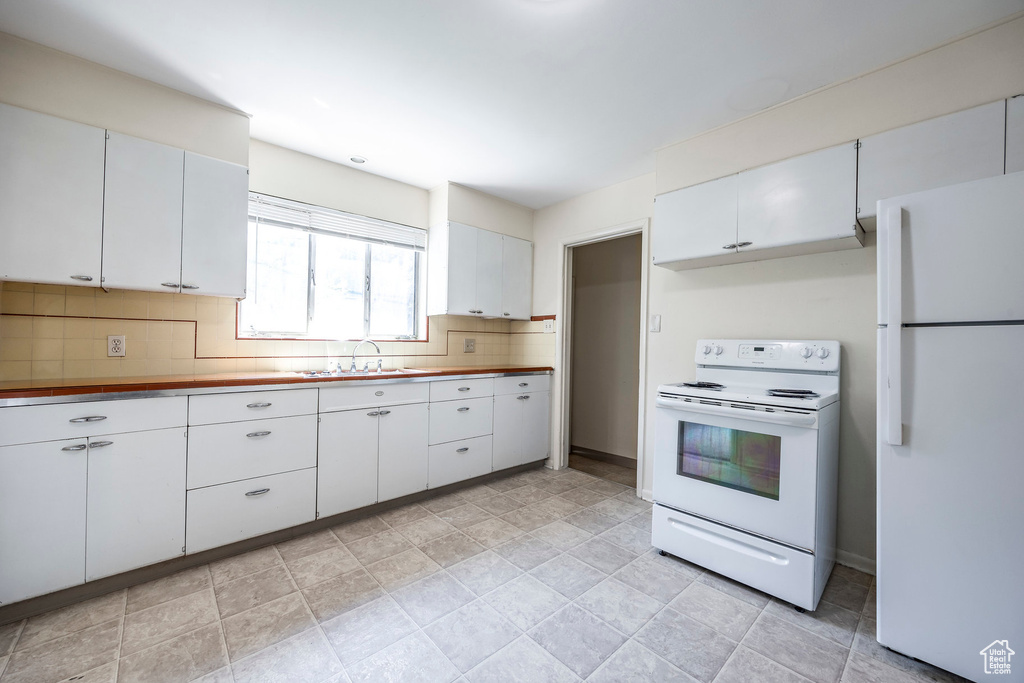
[297,368,430,378]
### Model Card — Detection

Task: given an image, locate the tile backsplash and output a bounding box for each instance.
[0,282,555,382]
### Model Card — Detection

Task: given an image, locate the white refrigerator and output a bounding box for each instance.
[877,171,1024,682]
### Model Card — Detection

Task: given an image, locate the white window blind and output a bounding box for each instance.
[248,193,426,250]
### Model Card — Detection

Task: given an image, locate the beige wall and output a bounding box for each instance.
[0,31,249,165]
[533,16,1024,569]
[429,182,534,240]
[570,235,642,460]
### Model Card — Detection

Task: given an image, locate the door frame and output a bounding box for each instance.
[554,218,650,499]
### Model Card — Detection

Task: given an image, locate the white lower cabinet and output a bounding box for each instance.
[186,468,316,554]
[86,428,187,580]
[429,435,493,489]
[378,403,429,502]
[493,391,551,470]
[317,409,381,517]
[0,438,88,605]
[428,397,493,445]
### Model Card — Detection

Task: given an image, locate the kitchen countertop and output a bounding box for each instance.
[0,365,554,402]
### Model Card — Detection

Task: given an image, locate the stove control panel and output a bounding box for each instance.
[738,343,782,360]
[697,339,840,372]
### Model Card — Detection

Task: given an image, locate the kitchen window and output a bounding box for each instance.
[238,193,426,340]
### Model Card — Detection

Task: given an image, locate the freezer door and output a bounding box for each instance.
[877,325,1024,680]
[877,171,1024,326]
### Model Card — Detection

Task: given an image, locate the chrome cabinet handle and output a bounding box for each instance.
[70,275,93,281]
[517,395,530,400]
[61,444,87,452]
[518,382,529,387]
[246,431,271,438]
[181,284,200,290]
[245,488,270,497]
[456,447,469,453]
[246,402,272,409]
[457,407,470,412]
[69,416,107,423]
[722,243,737,250]
[458,387,471,392]
[503,313,510,316]
[90,440,113,448]
[367,411,380,417]
[378,409,391,416]
[160,282,179,288]
[736,241,753,248]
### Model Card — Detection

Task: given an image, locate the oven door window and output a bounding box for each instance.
[678,422,781,500]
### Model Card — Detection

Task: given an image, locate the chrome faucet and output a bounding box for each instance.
[350,339,383,374]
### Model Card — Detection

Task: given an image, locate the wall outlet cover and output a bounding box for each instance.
[650,314,662,333]
[463,338,476,353]
[108,335,126,357]
[543,319,554,333]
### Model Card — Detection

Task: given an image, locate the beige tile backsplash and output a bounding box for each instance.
[0,282,555,382]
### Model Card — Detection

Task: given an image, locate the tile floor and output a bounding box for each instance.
[0,466,964,683]
[568,452,637,487]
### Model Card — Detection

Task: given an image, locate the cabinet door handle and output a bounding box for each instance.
[378,409,391,416]
[246,431,271,438]
[518,382,529,387]
[70,274,93,282]
[458,387,471,392]
[61,444,87,452]
[160,282,179,288]
[503,313,510,316]
[246,402,272,409]
[367,411,380,417]
[517,395,530,400]
[181,284,200,290]
[245,488,270,497]
[722,243,737,250]
[456,447,469,453]
[89,440,113,448]
[69,415,107,423]
[457,407,470,412]
[736,241,753,248]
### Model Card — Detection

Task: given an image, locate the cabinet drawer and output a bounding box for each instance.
[494,375,550,396]
[429,435,492,489]
[185,468,316,554]
[187,415,318,489]
[320,381,428,412]
[429,397,492,445]
[429,378,494,402]
[188,388,317,426]
[0,396,187,447]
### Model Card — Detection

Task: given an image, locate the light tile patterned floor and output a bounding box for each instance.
[0,466,965,683]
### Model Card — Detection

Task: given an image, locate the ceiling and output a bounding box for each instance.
[1,1,1022,209]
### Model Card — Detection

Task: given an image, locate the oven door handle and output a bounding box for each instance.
[656,396,817,428]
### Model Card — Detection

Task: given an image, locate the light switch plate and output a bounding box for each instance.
[463,338,476,353]
[108,335,126,357]
[543,319,554,334]
[650,314,662,333]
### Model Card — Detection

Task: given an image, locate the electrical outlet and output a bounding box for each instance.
[543,319,554,334]
[108,335,126,357]
[463,338,476,353]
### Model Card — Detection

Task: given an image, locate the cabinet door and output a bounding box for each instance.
[0,438,87,604]
[738,143,857,251]
[0,103,105,286]
[653,175,738,264]
[102,132,184,292]
[181,152,249,298]
[491,394,522,471]
[1007,96,1024,175]
[446,222,478,315]
[501,236,532,320]
[521,391,551,465]
[475,228,503,316]
[318,409,379,517]
[86,429,186,580]
[378,403,428,501]
[858,101,1006,219]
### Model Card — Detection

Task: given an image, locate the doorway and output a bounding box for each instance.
[566,233,643,486]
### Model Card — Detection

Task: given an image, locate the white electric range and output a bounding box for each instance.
[652,339,840,611]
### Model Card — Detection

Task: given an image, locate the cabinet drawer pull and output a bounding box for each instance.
[722,243,737,250]
[378,409,391,416]
[245,488,271,497]
[456,447,469,453]
[70,274,93,282]
[246,402,272,409]
[736,241,753,248]
[503,312,510,316]
[246,431,271,438]
[69,415,107,423]
[160,282,179,288]
[61,444,87,452]
[89,440,113,449]
[367,411,380,417]
[517,395,531,400]
[458,387,471,392]
[457,407,470,412]
[181,284,200,290]
[518,382,529,387]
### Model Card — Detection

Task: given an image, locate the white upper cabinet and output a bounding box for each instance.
[102,132,185,292]
[738,142,859,253]
[501,235,533,319]
[475,228,503,317]
[444,221,479,315]
[181,152,249,298]
[652,174,739,268]
[0,103,105,287]
[1007,96,1024,174]
[857,101,1006,223]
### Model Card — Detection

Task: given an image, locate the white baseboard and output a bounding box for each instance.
[641,488,653,502]
[836,549,876,576]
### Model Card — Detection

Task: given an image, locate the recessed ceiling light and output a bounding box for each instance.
[350,156,367,164]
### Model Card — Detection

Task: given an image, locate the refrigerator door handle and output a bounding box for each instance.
[885,205,904,446]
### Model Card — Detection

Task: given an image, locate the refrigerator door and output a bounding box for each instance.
[877,325,1024,681]
[877,171,1024,327]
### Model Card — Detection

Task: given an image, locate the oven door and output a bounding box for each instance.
[653,398,819,550]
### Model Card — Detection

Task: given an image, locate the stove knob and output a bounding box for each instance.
[714,345,724,356]
[800,347,813,359]
[816,348,830,359]
[702,345,712,355]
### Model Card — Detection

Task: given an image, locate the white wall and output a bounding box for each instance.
[429,182,534,240]
[570,235,642,460]
[532,16,1024,569]
[0,31,249,165]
